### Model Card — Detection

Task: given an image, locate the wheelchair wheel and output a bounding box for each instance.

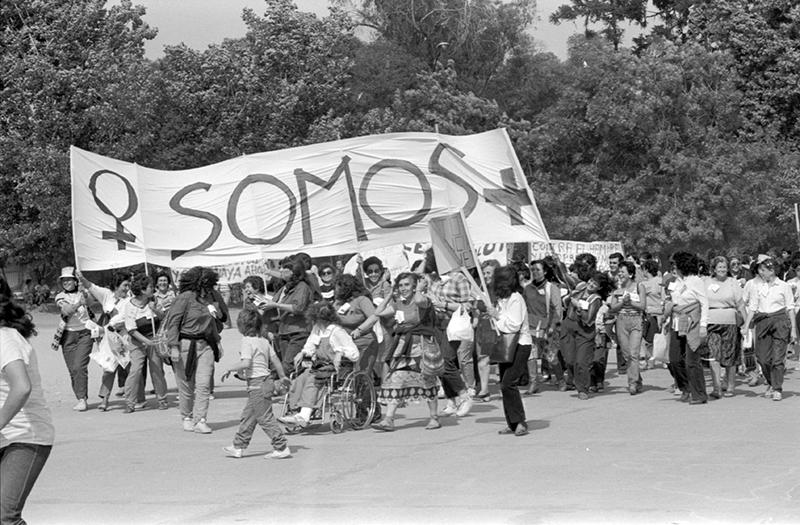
[340,370,376,431]
[330,410,345,434]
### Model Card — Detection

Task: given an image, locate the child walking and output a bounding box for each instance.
[221,309,291,459]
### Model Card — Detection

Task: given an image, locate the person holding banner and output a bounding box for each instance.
[164,267,223,433]
[370,272,440,432]
[153,271,176,316]
[54,267,96,412]
[120,274,168,412]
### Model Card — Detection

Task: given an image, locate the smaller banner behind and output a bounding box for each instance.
[530,240,623,271]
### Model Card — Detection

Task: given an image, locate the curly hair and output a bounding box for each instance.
[618,261,636,279]
[154,270,172,286]
[305,300,339,326]
[642,259,660,277]
[493,266,522,299]
[129,274,153,297]
[243,275,266,294]
[0,279,36,338]
[362,256,384,272]
[111,271,132,292]
[530,259,557,282]
[334,274,367,302]
[590,272,616,300]
[709,256,729,275]
[178,266,218,294]
[574,253,597,282]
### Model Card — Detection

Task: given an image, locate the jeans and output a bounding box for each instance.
[124,345,167,407]
[455,340,476,391]
[99,364,134,400]
[172,341,215,423]
[499,344,531,430]
[591,341,609,388]
[0,443,52,525]
[440,337,467,399]
[561,320,594,393]
[61,329,92,400]
[233,377,287,452]
[616,313,643,389]
[755,315,790,392]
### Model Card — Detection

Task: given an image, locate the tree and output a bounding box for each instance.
[550,0,648,50]
[339,0,536,95]
[0,0,157,274]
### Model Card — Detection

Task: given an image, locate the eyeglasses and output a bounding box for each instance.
[321,271,333,276]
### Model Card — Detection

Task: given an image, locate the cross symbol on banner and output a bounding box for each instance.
[482,167,532,225]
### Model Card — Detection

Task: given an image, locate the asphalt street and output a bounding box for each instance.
[19,310,800,525]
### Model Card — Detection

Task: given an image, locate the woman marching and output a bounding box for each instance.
[486,266,532,436]
[163,267,224,433]
[608,261,647,395]
[522,259,563,395]
[370,272,441,432]
[743,256,798,401]
[704,256,746,398]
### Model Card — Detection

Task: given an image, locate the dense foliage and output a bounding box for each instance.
[1,0,798,278]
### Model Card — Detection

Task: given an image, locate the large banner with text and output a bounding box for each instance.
[71,129,549,270]
[530,240,623,271]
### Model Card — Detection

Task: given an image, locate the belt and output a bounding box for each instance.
[618,311,642,317]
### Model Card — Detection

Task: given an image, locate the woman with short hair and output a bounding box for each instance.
[522,259,563,395]
[704,256,746,397]
[318,263,337,300]
[664,252,709,404]
[120,274,168,412]
[608,261,647,395]
[743,257,798,401]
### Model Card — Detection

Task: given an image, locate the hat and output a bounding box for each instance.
[58,266,77,281]
[755,254,776,269]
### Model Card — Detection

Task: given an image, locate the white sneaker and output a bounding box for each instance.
[772,391,782,401]
[182,418,194,432]
[72,399,88,411]
[194,419,212,434]
[466,387,476,397]
[455,395,473,417]
[267,447,291,459]
[440,400,458,416]
[223,446,243,458]
[763,386,774,398]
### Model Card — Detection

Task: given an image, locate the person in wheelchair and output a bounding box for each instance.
[278,301,359,428]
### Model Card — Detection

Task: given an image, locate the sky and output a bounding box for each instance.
[131,0,641,61]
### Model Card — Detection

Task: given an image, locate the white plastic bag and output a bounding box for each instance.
[446,305,474,342]
[91,336,121,373]
[653,333,669,363]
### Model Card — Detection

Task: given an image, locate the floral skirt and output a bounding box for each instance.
[705,323,740,367]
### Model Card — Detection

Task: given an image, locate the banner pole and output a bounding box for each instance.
[794,203,800,250]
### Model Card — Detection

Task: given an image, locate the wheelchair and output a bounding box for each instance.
[280,359,377,434]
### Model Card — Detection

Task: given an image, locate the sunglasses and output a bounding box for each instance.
[321,271,333,276]
[366,269,382,275]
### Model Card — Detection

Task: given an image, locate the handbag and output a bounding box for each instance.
[446,305,474,342]
[652,333,669,363]
[420,336,444,377]
[489,332,520,364]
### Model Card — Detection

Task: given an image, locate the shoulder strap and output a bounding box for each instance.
[545,283,551,319]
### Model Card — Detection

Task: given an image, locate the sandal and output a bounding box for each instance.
[498,427,515,435]
[474,392,491,401]
[98,398,109,412]
[514,424,529,437]
[425,417,441,430]
[371,418,395,432]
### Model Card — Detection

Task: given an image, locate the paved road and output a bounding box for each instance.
[18,310,800,524]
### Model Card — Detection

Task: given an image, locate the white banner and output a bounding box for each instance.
[70,129,549,270]
[530,240,623,271]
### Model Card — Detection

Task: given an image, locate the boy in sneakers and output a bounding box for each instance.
[221,309,291,459]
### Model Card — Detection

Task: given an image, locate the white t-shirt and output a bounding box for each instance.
[239,336,273,379]
[1,327,55,448]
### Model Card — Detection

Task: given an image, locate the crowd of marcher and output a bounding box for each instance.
[1,246,798,523]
